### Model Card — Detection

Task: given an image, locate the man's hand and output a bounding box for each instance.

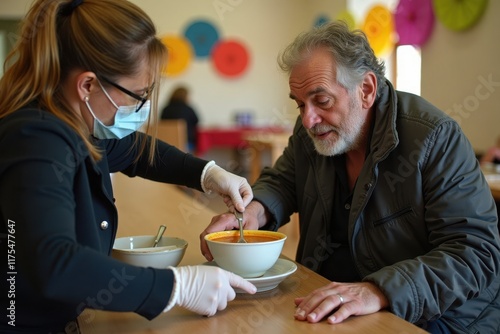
[294,281,389,324]
[200,201,265,261]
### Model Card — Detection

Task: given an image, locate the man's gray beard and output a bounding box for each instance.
[312,128,363,156]
[313,131,351,156]
[309,98,365,156]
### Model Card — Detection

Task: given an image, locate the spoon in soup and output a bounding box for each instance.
[152,224,167,247]
[234,210,247,243]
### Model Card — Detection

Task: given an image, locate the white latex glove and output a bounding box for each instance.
[165,265,256,316]
[202,161,253,212]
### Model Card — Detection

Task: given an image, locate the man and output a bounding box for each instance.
[200,22,500,333]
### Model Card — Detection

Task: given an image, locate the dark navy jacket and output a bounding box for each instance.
[0,108,207,332]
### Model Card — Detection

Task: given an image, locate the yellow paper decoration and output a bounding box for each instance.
[361,5,394,57]
[161,35,192,77]
[335,10,356,30]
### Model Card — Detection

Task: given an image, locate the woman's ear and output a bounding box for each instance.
[76,71,98,102]
[360,72,377,109]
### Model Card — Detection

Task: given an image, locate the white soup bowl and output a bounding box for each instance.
[205,230,286,278]
[112,235,187,269]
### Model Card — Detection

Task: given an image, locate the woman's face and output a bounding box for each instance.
[89,64,153,126]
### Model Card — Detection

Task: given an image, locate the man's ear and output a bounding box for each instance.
[360,72,377,109]
[76,71,98,101]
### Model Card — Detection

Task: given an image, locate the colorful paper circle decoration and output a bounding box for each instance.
[361,5,395,57]
[161,35,192,77]
[335,10,356,30]
[314,14,330,28]
[212,40,249,78]
[433,0,488,31]
[394,0,435,46]
[184,20,220,58]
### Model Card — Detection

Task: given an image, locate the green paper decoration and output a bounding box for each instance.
[433,0,488,31]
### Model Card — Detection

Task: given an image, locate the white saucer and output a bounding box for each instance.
[203,258,297,293]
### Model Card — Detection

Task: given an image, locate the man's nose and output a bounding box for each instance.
[301,105,322,129]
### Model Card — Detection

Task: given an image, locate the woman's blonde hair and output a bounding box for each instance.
[0,0,167,162]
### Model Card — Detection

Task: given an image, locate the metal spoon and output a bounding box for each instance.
[234,210,247,243]
[152,225,167,247]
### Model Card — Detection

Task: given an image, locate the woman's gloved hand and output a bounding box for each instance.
[166,265,256,316]
[202,162,253,212]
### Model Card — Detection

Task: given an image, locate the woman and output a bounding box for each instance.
[0,0,255,332]
[161,86,199,152]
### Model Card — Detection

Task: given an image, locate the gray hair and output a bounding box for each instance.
[277,21,386,95]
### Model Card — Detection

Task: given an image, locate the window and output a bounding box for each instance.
[347,0,422,95]
[396,45,421,95]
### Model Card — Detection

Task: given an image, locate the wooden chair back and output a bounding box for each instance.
[156,119,187,152]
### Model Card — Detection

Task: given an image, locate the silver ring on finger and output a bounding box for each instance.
[337,293,344,304]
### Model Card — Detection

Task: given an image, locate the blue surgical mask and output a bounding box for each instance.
[85,81,150,139]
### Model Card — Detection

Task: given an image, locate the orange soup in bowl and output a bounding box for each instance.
[205,230,287,277]
[212,234,281,243]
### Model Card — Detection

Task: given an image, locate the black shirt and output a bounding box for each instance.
[318,154,361,282]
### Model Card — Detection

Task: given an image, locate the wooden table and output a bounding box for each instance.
[243,131,300,255]
[488,177,500,201]
[78,173,427,333]
[244,132,291,184]
[482,164,500,201]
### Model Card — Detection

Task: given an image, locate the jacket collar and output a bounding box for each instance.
[368,79,399,163]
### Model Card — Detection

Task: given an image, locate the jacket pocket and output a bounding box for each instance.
[372,206,414,227]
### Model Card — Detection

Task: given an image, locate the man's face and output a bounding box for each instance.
[288,47,368,156]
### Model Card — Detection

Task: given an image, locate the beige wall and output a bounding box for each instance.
[0,0,345,128]
[1,0,498,152]
[131,0,310,128]
[421,1,500,153]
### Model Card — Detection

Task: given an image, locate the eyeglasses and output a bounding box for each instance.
[100,77,155,113]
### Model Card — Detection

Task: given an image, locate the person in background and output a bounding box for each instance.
[200,22,500,333]
[161,85,200,152]
[0,0,255,332]
[481,135,500,165]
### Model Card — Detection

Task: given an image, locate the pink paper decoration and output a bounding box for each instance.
[394,0,435,46]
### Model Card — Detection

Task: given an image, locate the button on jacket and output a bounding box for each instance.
[253,81,500,333]
[0,108,208,332]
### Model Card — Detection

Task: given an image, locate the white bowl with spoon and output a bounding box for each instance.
[112,234,187,269]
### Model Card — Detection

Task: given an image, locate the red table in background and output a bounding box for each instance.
[196,125,287,156]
